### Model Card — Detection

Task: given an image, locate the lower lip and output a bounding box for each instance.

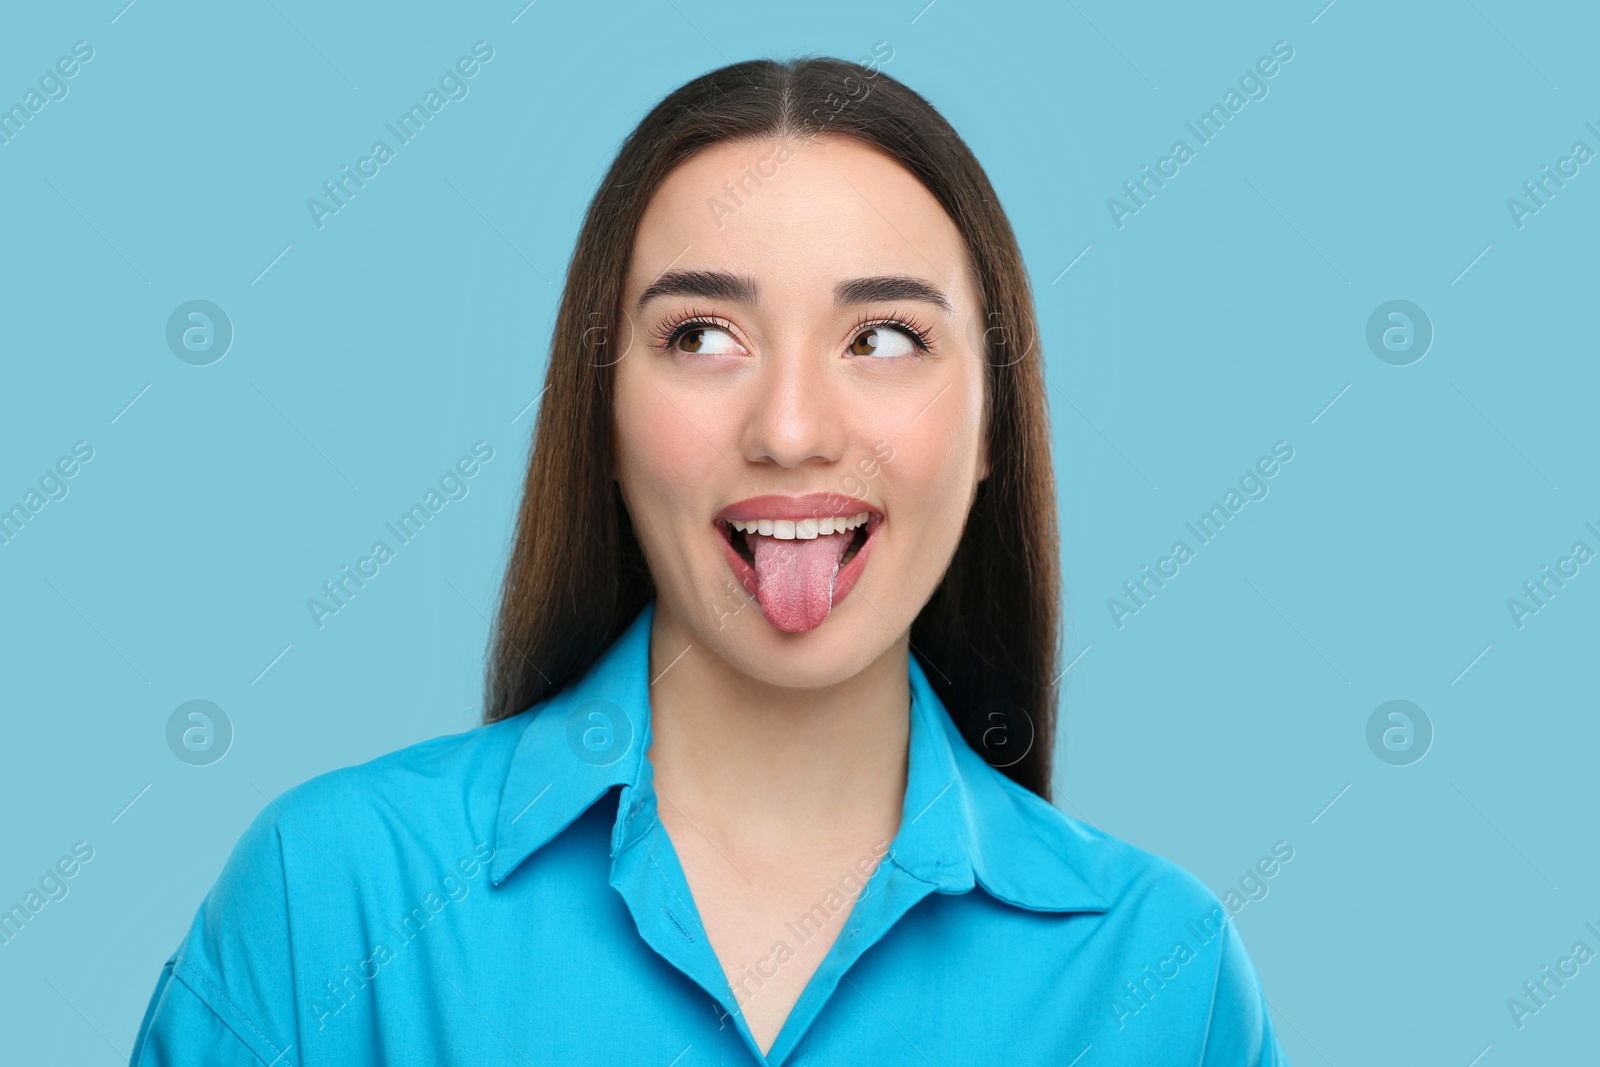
[716,516,883,616]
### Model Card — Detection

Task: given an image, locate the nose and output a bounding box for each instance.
[739,341,847,469]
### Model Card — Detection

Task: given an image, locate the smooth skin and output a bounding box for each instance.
[612,134,991,1054]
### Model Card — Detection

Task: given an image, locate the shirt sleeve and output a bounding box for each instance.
[129,959,275,1066]
[129,802,303,1067]
[1199,917,1291,1066]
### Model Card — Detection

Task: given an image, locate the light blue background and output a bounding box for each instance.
[2,1,1596,1063]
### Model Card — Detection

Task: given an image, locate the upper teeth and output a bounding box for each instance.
[730,512,871,540]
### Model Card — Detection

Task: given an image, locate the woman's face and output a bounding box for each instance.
[613,135,989,690]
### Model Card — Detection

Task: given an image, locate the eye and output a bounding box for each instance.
[845,312,935,359]
[649,311,747,357]
[848,325,918,359]
[673,324,742,356]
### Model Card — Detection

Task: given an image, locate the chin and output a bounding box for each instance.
[718,609,893,690]
[690,562,925,688]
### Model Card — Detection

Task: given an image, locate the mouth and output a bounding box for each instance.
[713,498,884,634]
[727,515,871,567]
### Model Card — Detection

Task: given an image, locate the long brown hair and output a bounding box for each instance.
[483,54,1063,799]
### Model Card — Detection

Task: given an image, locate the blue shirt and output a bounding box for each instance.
[131,600,1288,1065]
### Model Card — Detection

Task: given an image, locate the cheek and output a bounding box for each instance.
[615,371,708,495]
[883,377,985,548]
[613,368,726,567]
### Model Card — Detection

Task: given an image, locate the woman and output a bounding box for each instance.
[131,53,1288,1065]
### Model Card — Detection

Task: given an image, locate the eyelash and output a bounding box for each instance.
[647,307,936,358]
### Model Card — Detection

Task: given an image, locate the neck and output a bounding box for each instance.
[643,602,910,856]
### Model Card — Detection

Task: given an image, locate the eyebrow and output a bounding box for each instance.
[635,269,952,315]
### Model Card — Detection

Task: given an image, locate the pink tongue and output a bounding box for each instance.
[748,531,853,633]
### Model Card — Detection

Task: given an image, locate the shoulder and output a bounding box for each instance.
[1039,786,1222,917]
[190,713,532,949]
[966,764,1285,1059]
[958,745,1226,926]
[209,714,536,899]
[145,716,534,1056]
[261,713,529,832]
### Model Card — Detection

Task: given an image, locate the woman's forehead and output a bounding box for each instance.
[627,136,974,307]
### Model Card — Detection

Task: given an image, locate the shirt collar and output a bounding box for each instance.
[488,601,654,885]
[490,600,1109,914]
